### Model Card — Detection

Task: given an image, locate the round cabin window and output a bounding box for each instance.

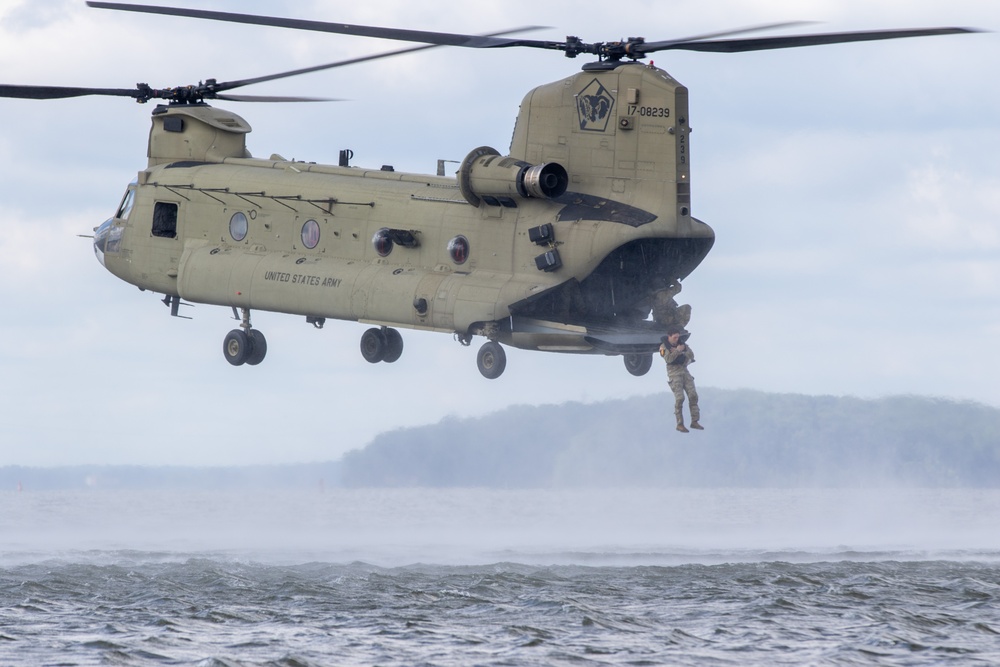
[301,219,320,249]
[448,235,470,265]
[229,211,248,242]
[373,228,393,257]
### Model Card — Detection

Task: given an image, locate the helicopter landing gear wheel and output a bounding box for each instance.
[623,352,653,377]
[382,328,403,363]
[223,329,251,366]
[246,329,268,366]
[361,327,404,363]
[477,341,507,379]
[360,327,386,363]
[224,308,266,367]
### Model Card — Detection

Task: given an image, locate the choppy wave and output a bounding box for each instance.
[1,488,999,664]
[2,555,999,666]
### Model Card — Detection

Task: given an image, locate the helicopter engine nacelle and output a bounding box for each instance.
[457,146,568,207]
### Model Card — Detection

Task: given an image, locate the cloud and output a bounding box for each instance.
[901,162,1000,251]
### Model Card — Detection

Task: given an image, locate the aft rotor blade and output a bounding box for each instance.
[647,27,981,54]
[85,3,983,62]
[656,21,818,48]
[87,2,553,50]
[0,83,140,100]
[213,27,548,94]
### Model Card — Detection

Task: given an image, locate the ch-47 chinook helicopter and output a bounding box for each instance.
[0,3,979,379]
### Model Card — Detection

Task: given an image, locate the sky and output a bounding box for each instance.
[0,0,997,466]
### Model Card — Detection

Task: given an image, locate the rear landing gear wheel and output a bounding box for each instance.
[223,329,251,366]
[360,327,404,363]
[623,352,653,377]
[246,329,268,366]
[360,327,386,363]
[477,341,507,379]
[382,328,403,363]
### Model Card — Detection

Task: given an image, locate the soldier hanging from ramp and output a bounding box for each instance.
[659,326,702,433]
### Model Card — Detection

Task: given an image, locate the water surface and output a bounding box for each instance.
[2,488,998,665]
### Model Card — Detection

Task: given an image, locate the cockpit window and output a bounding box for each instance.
[106,224,124,253]
[116,186,136,221]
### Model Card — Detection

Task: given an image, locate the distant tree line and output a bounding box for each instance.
[338,389,1000,488]
[6,390,998,490]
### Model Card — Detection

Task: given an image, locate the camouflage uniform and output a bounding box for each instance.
[661,341,700,430]
[651,283,692,330]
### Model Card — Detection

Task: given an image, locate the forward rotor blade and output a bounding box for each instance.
[648,27,981,54]
[1,23,542,105]
[213,26,548,94]
[0,84,139,100]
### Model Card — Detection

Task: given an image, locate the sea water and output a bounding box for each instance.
[1,488,998,665]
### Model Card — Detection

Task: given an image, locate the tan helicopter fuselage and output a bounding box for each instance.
[95,62,714,362]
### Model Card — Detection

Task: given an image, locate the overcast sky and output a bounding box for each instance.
[0,0,997,466]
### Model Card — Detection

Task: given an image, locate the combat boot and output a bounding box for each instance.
[676,423,689,433]
[690,421,704,430]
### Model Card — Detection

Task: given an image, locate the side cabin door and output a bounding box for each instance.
[152,200,180,241]
[143,198,185,293]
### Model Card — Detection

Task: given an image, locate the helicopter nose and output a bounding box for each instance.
[93,217,113,267]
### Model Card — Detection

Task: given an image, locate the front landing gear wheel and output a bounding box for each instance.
[623,352,653,377]
[477,341,507,379]
[360,327,386,363]
[223,329,251,366]
[246,329,268,366]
